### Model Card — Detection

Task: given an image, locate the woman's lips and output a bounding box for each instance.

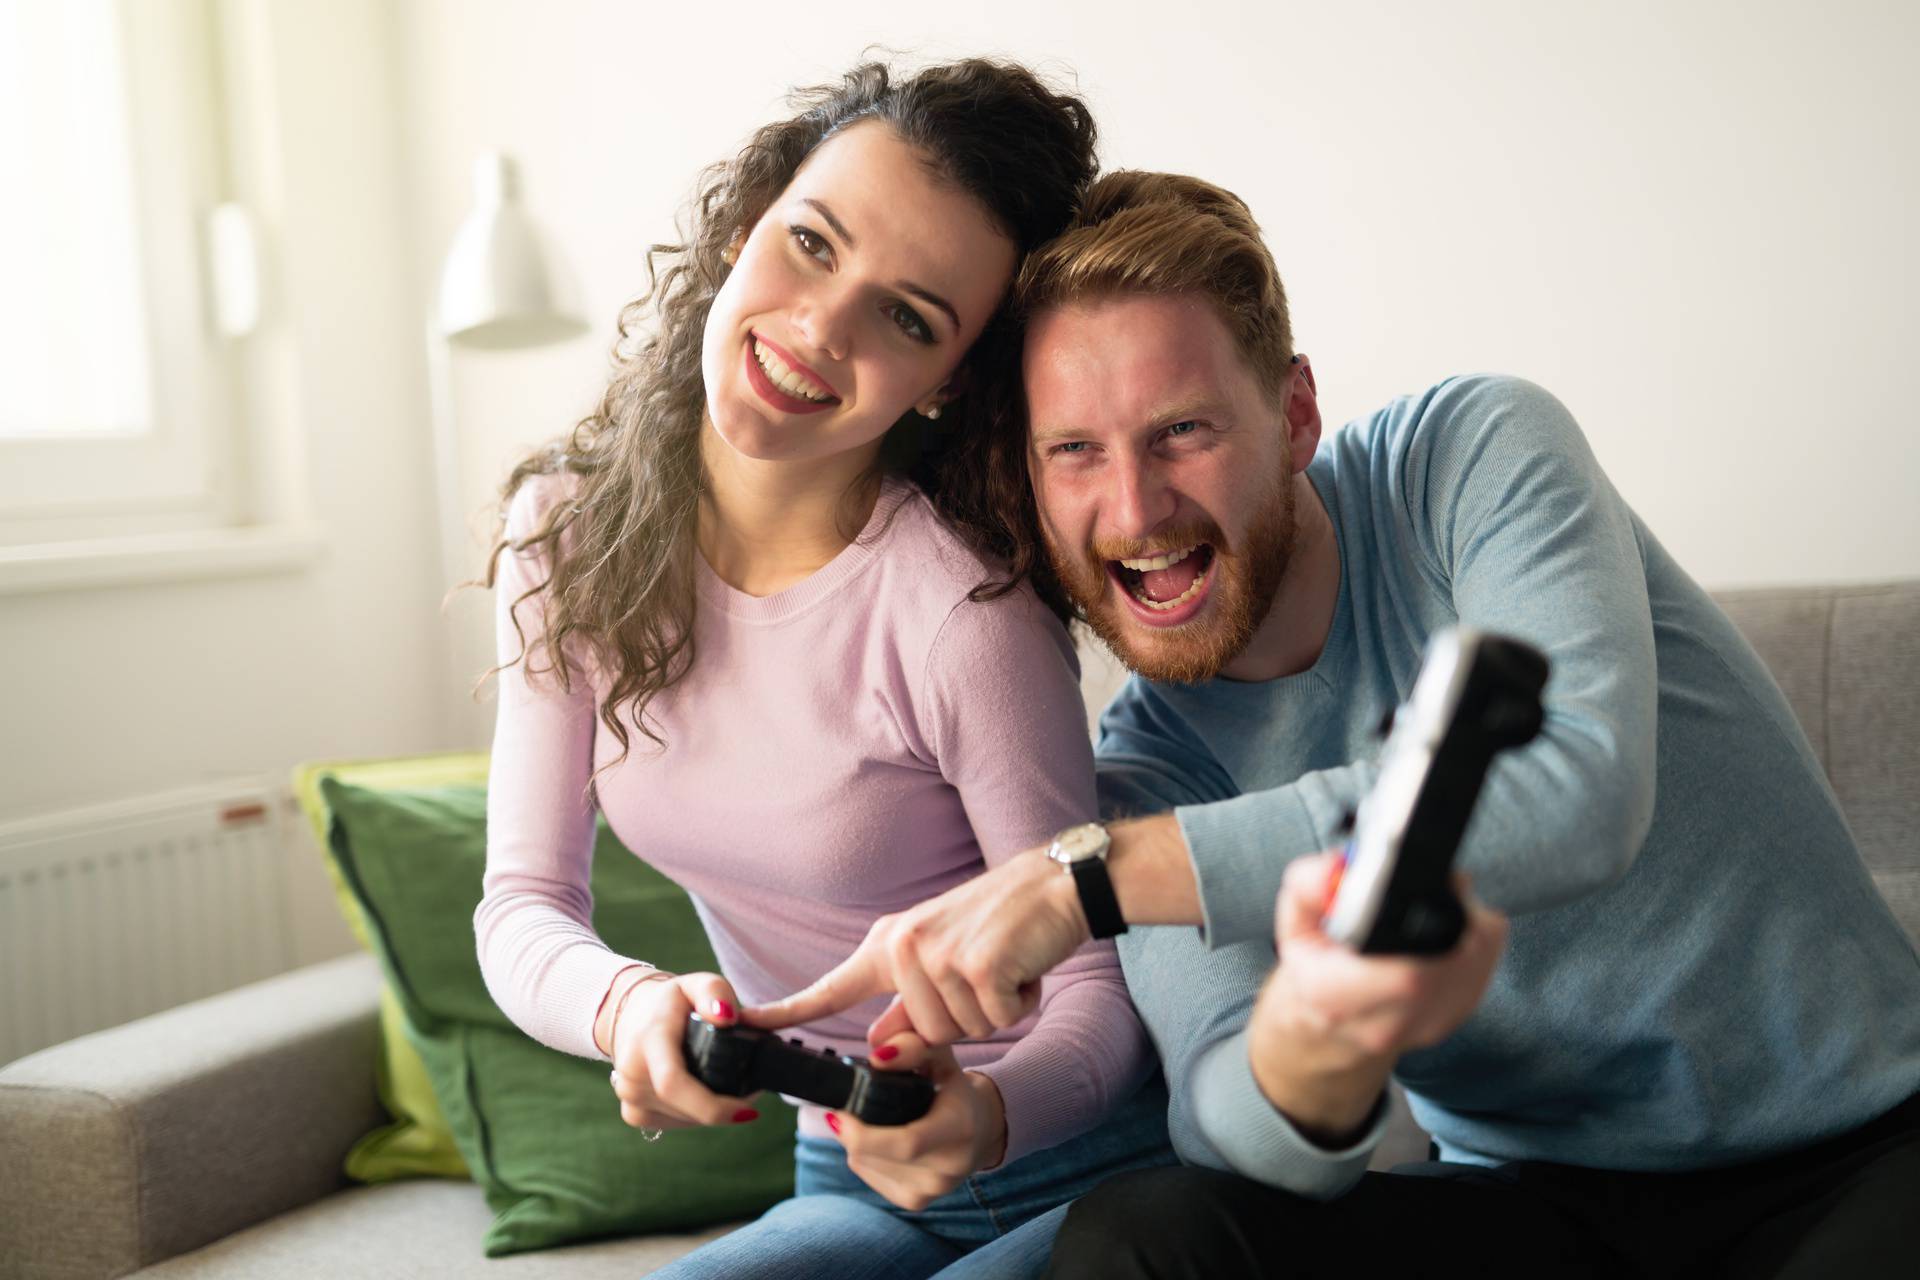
[751,332,838,397]
[744,339,835,416]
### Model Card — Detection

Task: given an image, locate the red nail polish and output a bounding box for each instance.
[713,999,735,1022]
[874,1044,899,1062]
[825,1112,842,1134]
[733,1108,759,1124]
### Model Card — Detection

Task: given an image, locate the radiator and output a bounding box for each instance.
[0,779,297,1064]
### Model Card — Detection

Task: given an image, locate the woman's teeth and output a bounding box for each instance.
[753,338,834,402]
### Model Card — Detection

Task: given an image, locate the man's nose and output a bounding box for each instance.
[1108,457,1177,538]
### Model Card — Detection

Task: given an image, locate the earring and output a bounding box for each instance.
[721,245,737,266]
[924,405,941,420]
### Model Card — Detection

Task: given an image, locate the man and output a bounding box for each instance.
[751,171,1920,1274]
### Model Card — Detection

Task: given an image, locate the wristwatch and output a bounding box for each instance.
[1046,822,1128,939]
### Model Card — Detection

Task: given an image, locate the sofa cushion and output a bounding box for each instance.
[0,954,388,1280]
[319,777,796,1257]
[129,1181,739,1278]
[1714,581,1920,944]
[292,753,491,1183]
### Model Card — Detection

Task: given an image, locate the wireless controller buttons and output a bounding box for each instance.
[1322,628,1549,955]
[681,1013,937,1126]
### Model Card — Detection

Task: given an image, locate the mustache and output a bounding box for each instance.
[1086,521,1226,564]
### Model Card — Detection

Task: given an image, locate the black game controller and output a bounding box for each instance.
[682,1014,937,1126]
[1322,628,1549,955]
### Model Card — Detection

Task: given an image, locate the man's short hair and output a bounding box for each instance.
[1014,171,1296,403]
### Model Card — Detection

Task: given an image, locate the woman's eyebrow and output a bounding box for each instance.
[803,198,961,332]
[898,283,960,332]
[803,198,857,247]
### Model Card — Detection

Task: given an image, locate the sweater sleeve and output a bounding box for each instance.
[921,590,1155,1165]
[473,475,643,1063]
[1175,375,1660,949]
[1098,693,1388,1196]
[1093,678,1240,820]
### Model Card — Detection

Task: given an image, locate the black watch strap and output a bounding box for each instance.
[1070,856,1128,939]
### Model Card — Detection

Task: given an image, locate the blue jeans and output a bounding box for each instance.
[650,1077,1177,1280]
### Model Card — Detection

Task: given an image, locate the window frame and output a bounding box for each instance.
[0,0,324,593]
[0,0,240,547]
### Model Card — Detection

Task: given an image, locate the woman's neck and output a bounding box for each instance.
[696,418,885,598]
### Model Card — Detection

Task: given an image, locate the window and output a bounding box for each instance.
[0,0,243,548]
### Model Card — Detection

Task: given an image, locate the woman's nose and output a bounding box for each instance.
[791,284,853,362]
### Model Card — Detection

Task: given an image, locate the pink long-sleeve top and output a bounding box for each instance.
[476,473,1151,1163]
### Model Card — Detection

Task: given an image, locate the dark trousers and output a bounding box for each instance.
[1048,1092,1920,1279]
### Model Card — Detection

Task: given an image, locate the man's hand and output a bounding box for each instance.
[1248,851,1508,1145]
[827,1031,1007,1210]
[744,847,1090,1046]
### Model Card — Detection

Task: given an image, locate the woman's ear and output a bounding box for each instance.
[917,367,969,420]
[721,226,747,266]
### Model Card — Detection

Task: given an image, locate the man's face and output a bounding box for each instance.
[1023,293,1311,683]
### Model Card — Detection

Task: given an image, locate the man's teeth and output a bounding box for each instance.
[753,338,833,403]
[1129,562,1210,611]
[1118,544,1200,572]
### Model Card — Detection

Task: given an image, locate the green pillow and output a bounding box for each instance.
[293,754,490,1182]
[318,775,796,1257]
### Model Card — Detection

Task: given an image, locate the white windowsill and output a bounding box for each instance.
[0,523,327,596]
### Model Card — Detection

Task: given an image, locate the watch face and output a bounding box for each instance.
[1052,823,1108,863]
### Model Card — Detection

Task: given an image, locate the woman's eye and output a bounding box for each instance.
[887,303,934,344]
[790,226,830,263]
[1052,441,1090,456]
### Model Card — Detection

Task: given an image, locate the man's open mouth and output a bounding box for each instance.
[1109,543,1216,612]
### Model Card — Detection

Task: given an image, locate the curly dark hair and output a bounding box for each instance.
[480,58,1098,765]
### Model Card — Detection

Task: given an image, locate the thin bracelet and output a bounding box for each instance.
[607,965,669,1054]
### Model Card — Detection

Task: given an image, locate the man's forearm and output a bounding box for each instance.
[1108,813,1205,926]
[1247,1011,1393,1148]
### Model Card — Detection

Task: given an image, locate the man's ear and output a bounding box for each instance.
[1284,354,1323,473]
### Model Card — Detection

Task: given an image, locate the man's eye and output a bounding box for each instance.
[790,226,830,263]
[1166,420,1200,438]
[1052,441,1090,456]
[887,303,934,344]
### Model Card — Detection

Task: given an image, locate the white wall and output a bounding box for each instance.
[3,1,1916,970]
[398,0,1920,641]
[1,2,448,964]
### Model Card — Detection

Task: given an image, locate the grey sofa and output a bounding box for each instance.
[4,581,1916,1279]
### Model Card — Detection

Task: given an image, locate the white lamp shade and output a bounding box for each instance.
[435,152,589,349]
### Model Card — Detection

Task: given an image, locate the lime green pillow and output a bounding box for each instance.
[314,772,796,1256]
[292,754,491,1182]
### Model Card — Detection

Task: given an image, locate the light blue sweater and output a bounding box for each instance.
[1099,374,1920,1199]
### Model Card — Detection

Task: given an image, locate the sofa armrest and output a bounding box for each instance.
[0,952,385,1280]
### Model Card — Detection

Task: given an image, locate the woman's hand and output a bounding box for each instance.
[828,1031,1006,1210]
[606,970,764,1132]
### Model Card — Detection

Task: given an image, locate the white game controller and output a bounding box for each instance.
[1322,628,1549,954]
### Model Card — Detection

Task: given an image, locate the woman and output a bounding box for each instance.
[477,59,1171,1279]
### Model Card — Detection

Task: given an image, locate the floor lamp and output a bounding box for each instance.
[427,150,587,744]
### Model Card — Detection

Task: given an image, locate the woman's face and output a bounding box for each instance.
[701,121,1018,470]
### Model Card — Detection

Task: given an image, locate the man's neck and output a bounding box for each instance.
[1220,474,1340,682]
[696,420,883,598]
